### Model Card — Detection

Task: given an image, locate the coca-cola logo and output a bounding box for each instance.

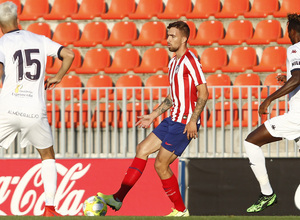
[0,162,91,216]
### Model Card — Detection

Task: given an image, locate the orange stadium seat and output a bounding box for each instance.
[119,103,149,128]
[244,0,279,18]
[188,48,199,58]
[87,103,121,128]
[128,0,163,19]
[47,49,81,74]
[46,103,60,128]
[108,75,142,101]
[0,0,21,14]
[189,20,224,46]
[46,56,53,69]
[82,75,113,100]
[104,48,139,74]
[101,0,135,19]
[47,75,82,101]
[206,74,231,99]
[43,0,78,20]
[63,103,88,128]
[71,0,105,20]
[27,22,51,38]
[225,73,261,99]
[219,20,253,45]
[270,101,289,118]
[186,0,221,19]
[207,101,238,127]
[102,22,137,47]
[73,22,108,47]
[222,47,257,72]
[133,48,169,73]
[246,20,282,45]
[253,46,286,72]
[157,0,192,19]
[75,48,110,74]
[19,0,49,20]
[137,74,169,100]
[52,22,79,46]
[200,47,227,73]
[273,0,300,17]
[277,28,292,44]
[257,73,284,99]
[131,22,166,46]
[215,0,249,18]
[233,101,259,127]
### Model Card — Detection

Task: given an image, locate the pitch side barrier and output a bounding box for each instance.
[0,85,298,159]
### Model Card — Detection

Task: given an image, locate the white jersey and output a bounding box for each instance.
[286,42,300,113]
[0,29,62,118]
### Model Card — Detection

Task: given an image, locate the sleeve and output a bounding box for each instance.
[187,55,206,86]
[43,36,64,60]
[288,45,300,72]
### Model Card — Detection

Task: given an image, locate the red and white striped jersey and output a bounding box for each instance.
[168,49,206,124]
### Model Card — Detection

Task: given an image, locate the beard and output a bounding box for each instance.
[168,45,179,52]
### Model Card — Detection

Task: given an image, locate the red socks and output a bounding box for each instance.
[161,174,186,212]
[114,157,147,202]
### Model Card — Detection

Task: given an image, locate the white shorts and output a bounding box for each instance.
[0,113,53,149]
[264,111,300,141]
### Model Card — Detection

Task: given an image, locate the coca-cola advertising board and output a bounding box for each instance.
[0,158,178,216]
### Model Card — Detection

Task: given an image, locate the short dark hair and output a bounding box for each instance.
[167,21,190,40]
[288,13,300,33]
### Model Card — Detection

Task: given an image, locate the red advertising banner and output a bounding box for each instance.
[0,158,178,216]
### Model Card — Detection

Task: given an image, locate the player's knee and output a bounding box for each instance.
[136,143,150,158]
[154,159,167,175]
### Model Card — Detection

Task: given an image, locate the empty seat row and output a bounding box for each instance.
[8,0,300,21]
[23,20,291,47]
[47,99,288,129]
[44,72,284,102]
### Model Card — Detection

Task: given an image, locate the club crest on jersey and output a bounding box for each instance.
[292,50,297,54]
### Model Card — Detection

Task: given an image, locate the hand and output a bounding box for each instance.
[276,74,287,85]
[183,121,198,140]
[258,98,272,117]
[135,114,155,128]
[45,76,62,90]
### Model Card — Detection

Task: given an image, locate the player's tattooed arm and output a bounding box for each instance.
[190,97,207,122]
[153,95,173,116]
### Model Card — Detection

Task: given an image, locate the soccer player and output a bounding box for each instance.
[245,13,300,213]
[0,2,74,217]
[97,21,208,217]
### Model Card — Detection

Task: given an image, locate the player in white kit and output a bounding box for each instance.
[245,13,300,213]
[0,1,74,216]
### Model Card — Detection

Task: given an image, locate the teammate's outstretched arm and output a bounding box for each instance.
[45,47,74,90]
[183,83,209,139]
[136,94,173,128]
[259,70,300,117]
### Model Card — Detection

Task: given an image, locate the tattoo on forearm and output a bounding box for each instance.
[191,97,207,122]
[154,96,173,115]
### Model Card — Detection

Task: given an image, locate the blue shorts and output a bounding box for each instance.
[152,117,200,156]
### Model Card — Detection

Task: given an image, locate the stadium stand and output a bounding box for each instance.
[244,0,279,18]
[73,22,108,47]
[221,47,257,72]
[185,0,221,19]
[128,0,163,19]
[71,0,105,20]
[189,20,224,45]
[43,0,78,20]
[270,101,289,118]
[133,48,169,73]
[27,22,51,38]
[246,20,282,45]
[218,20,253,45]
[257,73,285,99]
[82,75,113,100]
[207,101,238,127]
[200,47,227,73]
[102,21,137,47]
[51,22,79,46]
[64,103,88,128]
[101,0,135,19]
[75,48,110,74]
[214,0,249,18]
[131,21,166,46]
[273,0,300,17]
[206,74,231,99]
[156,0,192,19]
[233,101,260,127]
[19,0,49,20]
[46,103,60,128]
[277,28,292,44]
[120,103,149,128]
